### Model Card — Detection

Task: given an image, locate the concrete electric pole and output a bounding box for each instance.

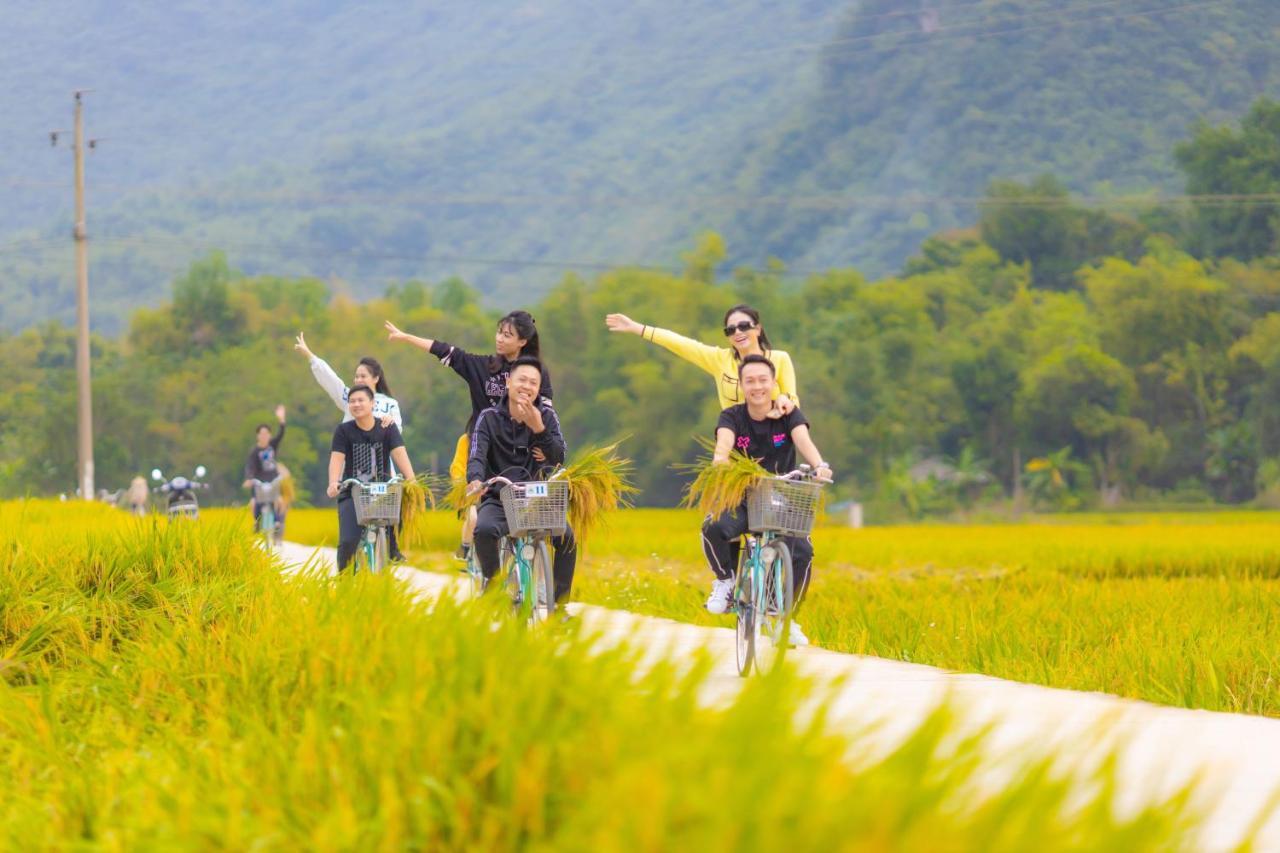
[51,90,97,500]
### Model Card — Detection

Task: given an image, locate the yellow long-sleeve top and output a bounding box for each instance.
[641,325,799,410]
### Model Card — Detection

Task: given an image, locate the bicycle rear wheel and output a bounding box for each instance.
[735,568,755,677]
[527,539,555,625]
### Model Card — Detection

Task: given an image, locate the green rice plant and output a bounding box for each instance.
[0,500,1201,849]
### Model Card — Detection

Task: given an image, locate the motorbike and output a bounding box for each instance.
[151,465,209,518]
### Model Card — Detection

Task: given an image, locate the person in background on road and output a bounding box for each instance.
[294,333,406,561]
[466,356,576,603]
[384,310,552,560]
[605,303,799,414]
[701,355,832,647]
[326,385,416,572]
[242,404,286,536]
[127,474,149,516]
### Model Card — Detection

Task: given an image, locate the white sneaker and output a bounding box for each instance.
[705,578,734,614]
[788,621,810,647]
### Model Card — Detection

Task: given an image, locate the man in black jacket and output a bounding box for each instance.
[466,356,576,603]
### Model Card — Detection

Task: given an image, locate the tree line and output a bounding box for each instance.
[6,100,1280,518]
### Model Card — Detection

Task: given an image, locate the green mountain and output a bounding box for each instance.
[2,0,1279,333]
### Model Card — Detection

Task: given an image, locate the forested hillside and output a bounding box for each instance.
[3,0,1279,332]
[8,215,1280,515]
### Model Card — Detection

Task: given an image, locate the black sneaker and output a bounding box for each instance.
[453,543,471,562]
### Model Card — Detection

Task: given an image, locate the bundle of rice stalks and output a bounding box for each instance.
[397,476,437,551]
[679,440,770,518]
[557,441,638,550]
[440,474,480,515]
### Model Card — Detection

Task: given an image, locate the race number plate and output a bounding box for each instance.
[367,482,388,496]
[524,483,548,498]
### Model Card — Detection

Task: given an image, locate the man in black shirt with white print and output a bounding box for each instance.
[326,385,416,572]
[702,354,833,645]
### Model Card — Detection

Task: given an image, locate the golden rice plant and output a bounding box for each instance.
[556,441,638,550]
[397,476,437,550]
[679,438,770,518]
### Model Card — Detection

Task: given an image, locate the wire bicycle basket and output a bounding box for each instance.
[747,477,823,537]
[352,481,404,526]
[500,480,569,536]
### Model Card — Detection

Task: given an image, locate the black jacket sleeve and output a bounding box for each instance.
[531,403,566,467]
[270,422,286,449]
[466,410,495,483]
[539,364,554,402]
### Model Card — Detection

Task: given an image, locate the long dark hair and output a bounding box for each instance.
[357,356,392,397]
[489,310,540,373]
[723,303,772,360]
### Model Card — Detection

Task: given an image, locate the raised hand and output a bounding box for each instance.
[384,320,406,341]
[275,404,286,423]
[294,332,313,359]
[605,313,643,335]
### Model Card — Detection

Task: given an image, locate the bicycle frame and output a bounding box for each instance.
[464,475,557,623]
[340,477,401,575]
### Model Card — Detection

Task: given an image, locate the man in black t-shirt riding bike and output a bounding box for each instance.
[701,354,833,645]
[326,385,417,572]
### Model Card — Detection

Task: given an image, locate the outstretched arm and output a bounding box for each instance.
[297,332,348,412]
[605,313,723,377]
[384,320,435,353]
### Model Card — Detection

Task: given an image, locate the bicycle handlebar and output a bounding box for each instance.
[339,475,405,491]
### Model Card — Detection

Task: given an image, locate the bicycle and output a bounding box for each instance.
[340,476,404,574]
[464,474,566,625]
[250,478,284,551]
[733,465,827,677]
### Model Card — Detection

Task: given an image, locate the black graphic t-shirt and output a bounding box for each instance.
[330,420,405,485]
[715,405,809,475]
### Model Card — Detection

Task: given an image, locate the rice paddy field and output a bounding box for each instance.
[284,507,1280,717]
[0,499,1197,848]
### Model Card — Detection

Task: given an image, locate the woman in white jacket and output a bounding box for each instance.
[294,332,403,429]
[294,332,406,560]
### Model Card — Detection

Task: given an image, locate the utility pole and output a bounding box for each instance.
[52,90,96,499]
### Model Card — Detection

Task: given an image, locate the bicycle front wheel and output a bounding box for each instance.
[373,527,389,574]
[527,539,555,625]
[758,540,795,670]
[735,568,755,677]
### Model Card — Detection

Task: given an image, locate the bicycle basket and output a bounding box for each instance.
[252,480,281,504]
[352,481,403,526]
[500,480,568,536]
[746,477,822,537]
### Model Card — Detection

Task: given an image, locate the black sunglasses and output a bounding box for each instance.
[723,321,758,337]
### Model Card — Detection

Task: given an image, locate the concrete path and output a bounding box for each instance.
[279,541,1280,850]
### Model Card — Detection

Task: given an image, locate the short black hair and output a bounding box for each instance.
[348,384,375,401]
[256,423,271,433]
[510,355,543,377]
[737,353,776,378]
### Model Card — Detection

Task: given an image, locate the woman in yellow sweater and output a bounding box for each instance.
[605,304,799,414]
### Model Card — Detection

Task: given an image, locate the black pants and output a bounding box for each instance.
[336,497,393,572]
[473,499,577,602]
[701,504,814,604]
